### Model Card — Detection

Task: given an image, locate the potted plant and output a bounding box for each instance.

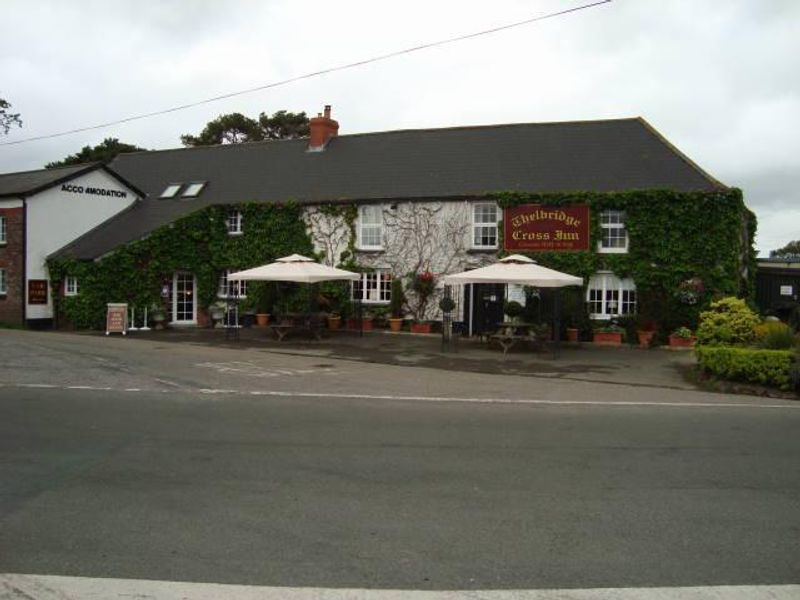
[388,277,406,332]
[327,312,342,330]
[593,322,624,345]
[151,305,166,330]
[636,317,657,348]
[669,326,696,348]
[410,320,432,334]
[503,300,524,323]
[209,301,226,327]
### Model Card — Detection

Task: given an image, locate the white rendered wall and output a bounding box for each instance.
[0,199,24,209]
[26,170,137,319]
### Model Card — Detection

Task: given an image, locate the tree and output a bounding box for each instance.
[45,138,147,169]
[770,240,800,259]
[181,110,309,146]
[1,97,22,135]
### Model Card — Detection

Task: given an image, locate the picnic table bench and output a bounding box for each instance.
[268,315,325,341]
[487,322,546,355]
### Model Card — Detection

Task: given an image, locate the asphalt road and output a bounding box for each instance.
[0,330,798,592]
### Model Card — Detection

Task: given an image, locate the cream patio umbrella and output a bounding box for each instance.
[228,254,360,283]
[444,255,583,355]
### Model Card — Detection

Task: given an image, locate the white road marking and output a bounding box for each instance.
[195,361,343,379]
[1,575,798,600]
[2,382,798,409]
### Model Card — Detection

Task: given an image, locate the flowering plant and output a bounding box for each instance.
[676,277,705,305]
[672,326,694,338]
[409,270,436,322]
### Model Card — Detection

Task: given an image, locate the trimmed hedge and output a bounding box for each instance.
[695,346,795,391]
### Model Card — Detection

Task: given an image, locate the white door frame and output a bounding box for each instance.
[171,271,197,325]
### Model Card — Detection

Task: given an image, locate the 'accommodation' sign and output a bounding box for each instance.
[504,205,590,252]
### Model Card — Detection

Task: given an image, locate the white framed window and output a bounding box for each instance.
[598,210,628,253]
[586,272,636,319]
[218,269,247,298]
[159,183,182,198]
[0,268,6,295]
[352,271,392,303]
[358,205,383,249]
[0,215,6,244]
[65,276,79,296]
[472,203,498,248]
[182,182,206,198]
[227,210,243,235]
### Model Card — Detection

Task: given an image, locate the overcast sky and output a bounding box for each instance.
[1,0,797,255]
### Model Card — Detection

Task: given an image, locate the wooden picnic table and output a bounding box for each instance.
[268,314,325,341]
[487,322,545,355]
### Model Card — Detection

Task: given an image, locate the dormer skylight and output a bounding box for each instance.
[182,182,207,198]
[159,183,182,198]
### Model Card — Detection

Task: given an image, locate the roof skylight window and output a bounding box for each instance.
[160,184,182,198]
[182,182,207,198]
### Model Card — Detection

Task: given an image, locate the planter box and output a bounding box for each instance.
[566,328,579,343]
[637,330,656,348]
[410,322,432,334]
[593,331,623,346]
[327,316,341,330]
[669,334,696,348]
[346,318,374,331]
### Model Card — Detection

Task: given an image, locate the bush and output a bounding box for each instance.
[695,346,795,390]
[696,297,759,346]
[754,321,797,350]
[504,300,524,320]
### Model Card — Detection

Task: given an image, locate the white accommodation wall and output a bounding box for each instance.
[26,170,137,319]
[303,200,498,321]
[0,199,24,209]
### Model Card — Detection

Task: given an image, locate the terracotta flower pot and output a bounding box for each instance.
[327,315,341,330]
[346,318,373,331]
[668,334,696,348]
[410,322,432,334]
[255,313,269,327]
[593,331,623,346]
[388,317,404,332]
[637,330,656,348]
[566,327,579,342]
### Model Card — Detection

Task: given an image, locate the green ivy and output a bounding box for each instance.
[492,188,756,329]
[48,203,313,329]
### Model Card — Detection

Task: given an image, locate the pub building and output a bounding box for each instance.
[2,106,752,332]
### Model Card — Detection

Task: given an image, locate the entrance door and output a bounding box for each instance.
[466,283,505,335]
[172,272,197,324]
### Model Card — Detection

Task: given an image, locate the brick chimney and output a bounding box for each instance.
[308,105,339,151]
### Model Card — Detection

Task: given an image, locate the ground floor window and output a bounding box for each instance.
[352,271,391,303]
[0,268,6,295]
[586,272,636,318]
[217,269,247,299]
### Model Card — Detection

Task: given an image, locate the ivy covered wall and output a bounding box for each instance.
[493,188,757,329]
[48,203,313,329]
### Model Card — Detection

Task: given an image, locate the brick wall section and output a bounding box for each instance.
[0,207,24,326]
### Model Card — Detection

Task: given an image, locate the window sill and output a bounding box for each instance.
[597,247,628,254]
[356,247,384,253]
[227,231,243,236]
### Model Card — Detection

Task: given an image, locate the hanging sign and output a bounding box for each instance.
[106,303,128,336]
[780,285,793,296]
[28,280,49,304]
[504,205,590,252]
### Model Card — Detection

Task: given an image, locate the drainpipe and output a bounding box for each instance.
[21,196,27,327]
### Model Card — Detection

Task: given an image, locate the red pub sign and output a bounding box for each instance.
[504,204,590,252]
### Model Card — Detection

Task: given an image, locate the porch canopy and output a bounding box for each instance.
[228,254,359,283]
[443,254,583,288]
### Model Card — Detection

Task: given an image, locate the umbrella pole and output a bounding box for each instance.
[553,288,561,359]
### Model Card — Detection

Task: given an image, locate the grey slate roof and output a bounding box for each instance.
[0,163,98,198]
[53,117,725,260]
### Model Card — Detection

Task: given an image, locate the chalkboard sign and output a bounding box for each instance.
[106,303,128,336]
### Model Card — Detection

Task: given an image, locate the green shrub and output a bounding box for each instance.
[754,321,797,350]
[504,300,524,320]
[696,297,759,346]
[695,346,795,390]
